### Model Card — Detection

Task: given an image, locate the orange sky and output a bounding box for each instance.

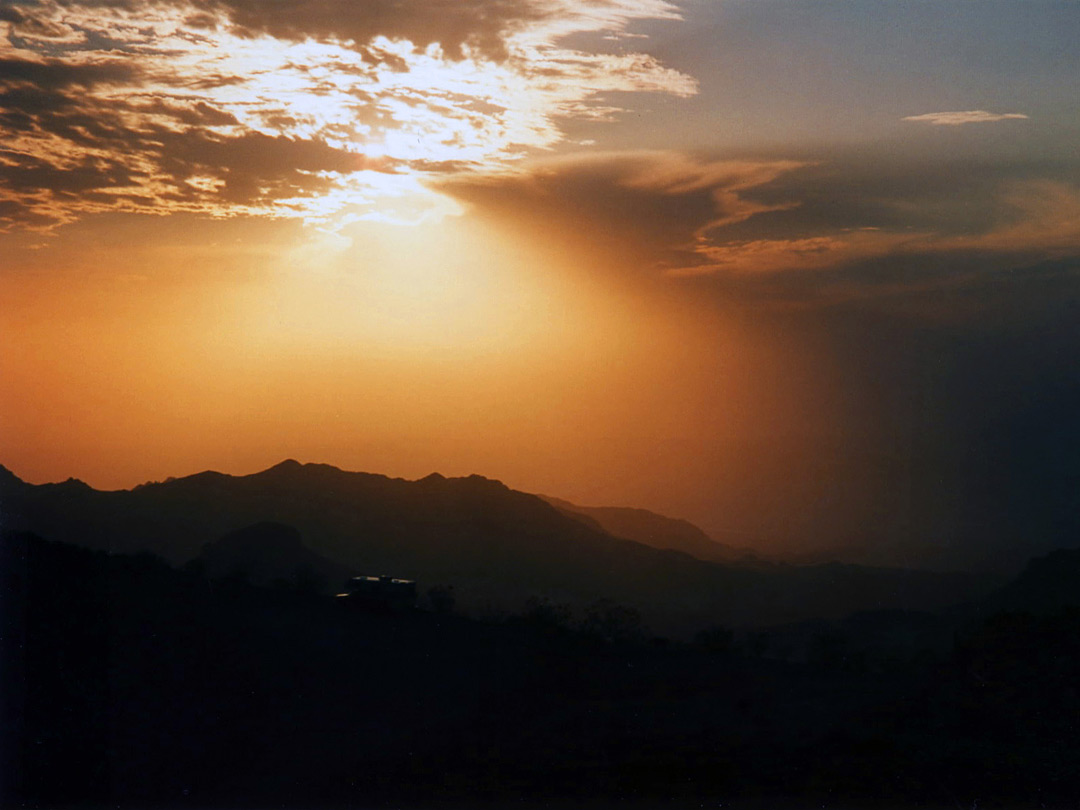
[3,0,1079,567]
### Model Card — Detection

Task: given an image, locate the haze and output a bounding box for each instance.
[3,0,1078,570]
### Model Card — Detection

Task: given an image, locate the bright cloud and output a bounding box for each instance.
[902,110,1029,126]
[0,0,695,230]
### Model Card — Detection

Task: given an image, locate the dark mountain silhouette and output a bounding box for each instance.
[541,494,757,563]
[963,546,1080,618]
[752,545,1080,670]
[198,521,352,592]
[0,460,989,633]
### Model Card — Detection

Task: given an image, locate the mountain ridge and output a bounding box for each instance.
[0,459,991,634]
[541,494,759,564]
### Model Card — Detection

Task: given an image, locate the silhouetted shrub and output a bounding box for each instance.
[579,598,646,644]
[742,630,772,659]
[292,564,325,596]
[427,585,456,614]
[695,624,734,654]
[512,596,573,635]
[809,631,850,671]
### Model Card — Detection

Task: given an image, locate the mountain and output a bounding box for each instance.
[761,545,1080,667]
[965,547,1080,618]
[0,461,989,634]
[541,495,755,563]
[198,521,352,592]
[0,530,1058,809]
[8,530,1078,808]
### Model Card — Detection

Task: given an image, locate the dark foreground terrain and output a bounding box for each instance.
[3,531,1079,809]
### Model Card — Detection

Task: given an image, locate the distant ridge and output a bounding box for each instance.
[0,460,990,634]
[199,521,352,591]
[970,547,1080,617]
[541,495,757,564]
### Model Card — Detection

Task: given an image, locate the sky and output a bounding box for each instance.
[2,0,1079,570]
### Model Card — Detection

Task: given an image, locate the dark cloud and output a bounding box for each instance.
[153,128,386,202]
[0,196,65,228]
[132,99,240,127]
[719,154,1080,244]
[193,0,551,59]
[0,57,138,88]
[0,54,386,226]
[438,150,1080,311]
[437,152,801,273]
[0,84,75,124]
[37,0,556,59]
[0,151,141,192]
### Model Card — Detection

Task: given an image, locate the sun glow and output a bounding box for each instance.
[247,217,594,358]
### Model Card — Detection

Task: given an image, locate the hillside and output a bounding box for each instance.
[962,546,1080,619]
[198,521,354,591]
[5,531,1079,809]
[542,494,755,563]
[0,461,989,633]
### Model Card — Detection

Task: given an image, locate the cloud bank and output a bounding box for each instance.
[0,0,694,230]
[436,151,807,271]
[438,149,1080,308]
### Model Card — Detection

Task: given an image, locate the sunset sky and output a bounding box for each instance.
[2,0,1079,568]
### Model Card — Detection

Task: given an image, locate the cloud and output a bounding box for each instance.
[0,53,387,229]
[436,148,1080,312]
[153,0,688,61]
[666,231,915,278]
[0,0,694,230]
[935,180,1080,254]
[192,0,685,61]
[901,110,1029,126]
[436,151,807,271]
[436,150,948,279]
[665,179,1080,298]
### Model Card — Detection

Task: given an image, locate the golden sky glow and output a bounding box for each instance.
[3,0,1080,566]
